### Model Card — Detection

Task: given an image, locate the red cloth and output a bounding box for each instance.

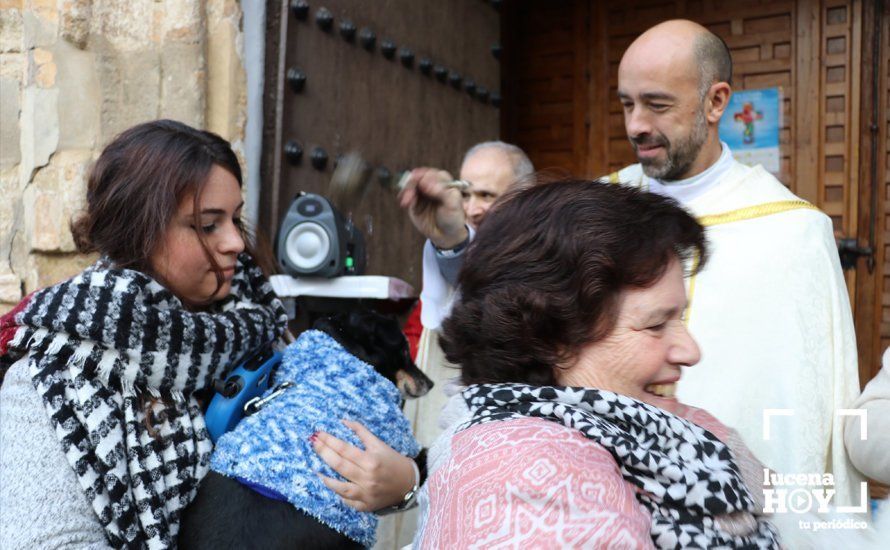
[0,293,32,356]
[403,301,423,361]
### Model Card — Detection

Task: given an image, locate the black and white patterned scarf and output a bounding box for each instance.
[461,383,780,549]
[5,253,287,549]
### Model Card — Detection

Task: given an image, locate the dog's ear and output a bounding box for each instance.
[314,313,364,357]
[371,315,404,349]
[346,309,366,329]
[318,310,390,368]
[311,316,338,336]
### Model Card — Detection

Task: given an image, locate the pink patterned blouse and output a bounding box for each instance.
[416,403,760,549]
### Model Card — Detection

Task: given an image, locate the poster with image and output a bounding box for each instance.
[719,87,781,174]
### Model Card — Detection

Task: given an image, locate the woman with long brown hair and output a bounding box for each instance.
[0,120,416,548]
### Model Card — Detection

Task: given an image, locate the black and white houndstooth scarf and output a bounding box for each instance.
[461,384,780,549]
[6,253,287,549]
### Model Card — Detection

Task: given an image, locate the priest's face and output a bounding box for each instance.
[627,101,709,181]
[618,42,711,180]
[555,258,700,414]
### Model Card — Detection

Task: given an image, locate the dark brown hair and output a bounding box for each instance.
[440,179,707,386]
[71,119,275,290]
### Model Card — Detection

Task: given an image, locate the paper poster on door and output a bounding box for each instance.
[720,87,781,174]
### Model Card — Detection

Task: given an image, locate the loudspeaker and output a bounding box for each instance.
[276,192,366,278]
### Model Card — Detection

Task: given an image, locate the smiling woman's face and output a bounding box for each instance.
[149,165,245,307]
[555,258,700,413]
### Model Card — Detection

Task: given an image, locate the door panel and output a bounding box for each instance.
[505,0,885,381]
[509,0,861,237]
[261,0,500,289]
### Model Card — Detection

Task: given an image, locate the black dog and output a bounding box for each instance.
[179,309,432,550]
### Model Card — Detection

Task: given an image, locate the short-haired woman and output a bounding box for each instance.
[413,180,780,548]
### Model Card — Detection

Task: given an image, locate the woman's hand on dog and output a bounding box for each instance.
[313,419,417,512]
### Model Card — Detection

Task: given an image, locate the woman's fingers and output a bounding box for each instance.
[318,473,355,498]
[342,419,384,451]
[313,420,418,511]
[313,431,364,480]
[317,474,373,512]
[341,498,372,512]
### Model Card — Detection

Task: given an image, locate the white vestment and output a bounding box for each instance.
[844,349,890,484]
[609,160,864,506]
[408,236,468,448]
[375,245,463,549]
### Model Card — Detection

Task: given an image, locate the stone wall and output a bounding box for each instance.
[0,0,248,313]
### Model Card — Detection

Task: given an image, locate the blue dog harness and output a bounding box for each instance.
[210,330,421,547]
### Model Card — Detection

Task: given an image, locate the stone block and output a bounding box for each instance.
[92,0,156,51]
[27,0,58,14]
[0,164,18,192]
[0,7,23,53]
[32,45,49,63]
[160,41,204,128]
[0,166,20,259]
[30,189,66,250]
[56,40,98,149]
[23,165,59,251]
[93,36,122,140]
[8,200,28,280]
[19,85,58,183]
[206,0,238,23]
[30,251,96,290]
[0,207,15,257]
[22,8,57,49]
[206,16,245,142]
[0,272,22,303]
[60,0,91,49]
[0,51,22,78]
[96,43,160,140]
[32,46,55,87]
[162,0,201,43]
[119,48,160,124]
[24,149,89,252]
[0,75,21,168]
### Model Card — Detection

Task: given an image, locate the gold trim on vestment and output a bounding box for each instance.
[608,171,620,184]
[696,200,820,227]
[684,200,820,326]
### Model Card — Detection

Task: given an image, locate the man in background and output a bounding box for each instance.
[399,141,534,446]
[375,142,532,549]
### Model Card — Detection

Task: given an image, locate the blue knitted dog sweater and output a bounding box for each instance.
[210,330,421,547]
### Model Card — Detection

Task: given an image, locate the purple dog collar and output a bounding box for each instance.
[234,476,289,502]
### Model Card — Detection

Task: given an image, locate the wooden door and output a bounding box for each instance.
[503,0,888,383]
[506,0,862,231]
[260,0,501,290]
[853,0,889,399]
[500,1,593,174]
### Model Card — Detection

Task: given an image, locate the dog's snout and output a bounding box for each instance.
[396,369,434,398]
